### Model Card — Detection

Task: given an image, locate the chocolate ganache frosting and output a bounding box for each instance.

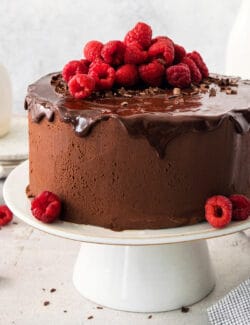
[26,73,250,158]
[25,73,250,230]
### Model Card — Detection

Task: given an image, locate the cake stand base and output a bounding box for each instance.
[6,162,250,313]
[73,240,215,312]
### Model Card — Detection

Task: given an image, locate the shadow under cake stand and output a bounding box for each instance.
[3,161,250,313]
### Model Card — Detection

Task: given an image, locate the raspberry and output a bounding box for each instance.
[205,195,232,228]
[89,57,104,69]
[229,194,250,221]
[148,39,174,66]
[68,74,95,99]
[0,205,13,226]
[187,51,209,78]
[62,60,90,83]
[101,40,125,66]
[89,62,115,90]
[151,36,173,44]
[31,191,62,223]
[124,22,152,49]
[83,40,103,62]
[166,63,191,88]
[181,56,202,84]
[174,44,186,64]
[115,64,139,87]
[139,60,165,87]
[124,43,148,65]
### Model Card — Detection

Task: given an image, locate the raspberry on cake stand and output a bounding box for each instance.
[3,160,250,313]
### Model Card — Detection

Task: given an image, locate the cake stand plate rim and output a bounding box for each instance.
[3,160,250,246]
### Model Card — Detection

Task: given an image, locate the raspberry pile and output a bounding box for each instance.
[62,22,209,99]
[205,194,250,228]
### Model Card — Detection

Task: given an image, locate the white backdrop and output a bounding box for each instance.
[0,0,242,112]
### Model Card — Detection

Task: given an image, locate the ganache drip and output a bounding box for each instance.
[25,73,250,158]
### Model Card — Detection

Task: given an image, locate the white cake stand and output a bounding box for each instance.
[3,161,250,312]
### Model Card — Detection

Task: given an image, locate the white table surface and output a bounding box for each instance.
[0,179,249,325]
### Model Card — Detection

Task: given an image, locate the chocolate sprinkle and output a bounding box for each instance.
[181,306,190,313]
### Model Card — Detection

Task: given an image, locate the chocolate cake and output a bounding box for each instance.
[25,73,250,230]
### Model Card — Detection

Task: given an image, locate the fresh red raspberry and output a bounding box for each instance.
[174,44,186,64]
[89,62,115,90]
[187,51,209,78]
[151,36,173,44]
[83,40,103,62]
[229,194,250,221]
[148,39,174,66]
[115,64,139,87]
[68,74,95,99]
[166,63,191,88]
[31,191,62,223]
[124,22,152,50]
[101,40,125,66]
[0,205,13,226]
[124,43,148,65]
[89,57,104,69]
[139,60,165,87]
[205,195,232,228]
[62,60,90,83]
[181,56,202,84]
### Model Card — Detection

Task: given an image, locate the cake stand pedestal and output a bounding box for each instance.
[3,161,250,312]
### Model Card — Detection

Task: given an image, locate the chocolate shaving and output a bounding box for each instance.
[181,306,190,313]
[43,301,50,306]
[209,87,216,97]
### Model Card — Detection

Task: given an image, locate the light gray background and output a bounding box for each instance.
[0,0,242,112]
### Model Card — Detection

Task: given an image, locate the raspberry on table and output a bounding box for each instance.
[124,22,152,50]
[83,40,103,62]
[88,61,115,90]
[148,39,174,66]
[139,60,165,87]
[101,40,126,66]
[62,60,90,83]
[68,74,95,99]
[205,195,232,228]
[181,56,202,84]
[174,44,186,64]
[187,51,209,78]
[166,63,191,88]
[229,194,250,221]
[0,205,13,226]
[31,191,62,223]
[115,64,139,87]
[124,43,148,65]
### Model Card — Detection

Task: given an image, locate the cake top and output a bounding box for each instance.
[27,72,250,132]
[25,22,250,158]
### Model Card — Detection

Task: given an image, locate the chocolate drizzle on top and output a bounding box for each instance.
[25,72,250,158]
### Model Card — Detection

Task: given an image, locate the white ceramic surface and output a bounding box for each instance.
[73,241,215,312]
[0,64,12,137]
[3,160,250,246]
[0,116,28,161]
[226,0,250,79]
